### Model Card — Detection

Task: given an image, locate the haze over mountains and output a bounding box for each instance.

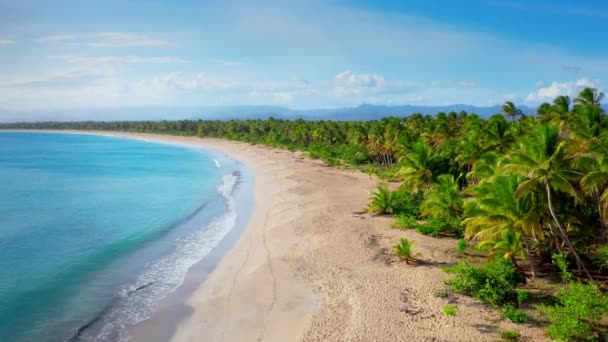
[1,103,543,123]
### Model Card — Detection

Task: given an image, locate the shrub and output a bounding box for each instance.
[502,306,527,323]
[392,237,420,264]
[416,216,463,237]
[456,239,467,255]
[516,289,532,305]
[443,304,458,316]
[590,244,608,268]
[367,185,421,216]
[391,215,418,230]
[390,188,421,216]
[541,282,608,341]
[499,329,520,341]
[443,257,526,307]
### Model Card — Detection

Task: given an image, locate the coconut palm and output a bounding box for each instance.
[503,124,592,280]
[579,144,608,237]
[392,237,421,264]
[502,101,523,123]
[396,142,437,194]
[463,174,542,277]
[420,174,463,219]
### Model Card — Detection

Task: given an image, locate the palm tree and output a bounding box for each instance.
[579,144,608,239]
[396,142,437,194]
[463,174,542,277]
[420,174,463,219]
[574,87,604,108]
[502,101,523,123]
[503,124,592,280]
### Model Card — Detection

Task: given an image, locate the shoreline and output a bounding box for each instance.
[2,130,549,341]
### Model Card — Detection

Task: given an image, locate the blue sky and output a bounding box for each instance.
[0,0,606,117]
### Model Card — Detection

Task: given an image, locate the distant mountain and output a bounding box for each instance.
[0,103,559,123]
[190,104,537,121]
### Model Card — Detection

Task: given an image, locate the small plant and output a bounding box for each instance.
[456,239,467,255]
[443,304,458,316]
[392,237,421,264]
[502,306,528,323]
[499,329,520,341]
[552,253,572,283]
[367,184,394,214]
[516,289,531,306]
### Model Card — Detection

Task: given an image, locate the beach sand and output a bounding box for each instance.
[15,131,550,341]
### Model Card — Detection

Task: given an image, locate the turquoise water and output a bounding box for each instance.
[0,132,248,341]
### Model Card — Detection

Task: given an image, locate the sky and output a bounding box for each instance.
[0,0,607,119]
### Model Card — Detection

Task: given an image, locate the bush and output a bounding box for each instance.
[367,185,421,216]
[499,329,520,341]
[456,239,468,255]
[443,257,526,307]
[516,289,531,305]
[502,306,527,323]
[590,244,608,268]
[416,216,463,237]
[391,215,418,230]
[541,282,608,341]
[443,304,458,316]
[390,188,421,216]
[392,237,421,264]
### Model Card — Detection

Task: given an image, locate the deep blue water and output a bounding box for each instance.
[0,132,248,341]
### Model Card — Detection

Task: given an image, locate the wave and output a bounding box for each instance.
[214,159,221,168]
[75,171,241,342]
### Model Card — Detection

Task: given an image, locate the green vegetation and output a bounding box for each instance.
[499,329,521,341]
[391,237,420,264]
[443,257,526,307]
[442,304,458,316]
[4,87,608,340]
[502,306,528,323]
[456,239,467,255]
[541,282,608,341]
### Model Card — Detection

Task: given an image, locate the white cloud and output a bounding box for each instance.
[37,35,76,42]
[0,39,15,45]
[333,70,386,96]
[525,77,602,102]
[575,77,599,88]
[89,32,166,48]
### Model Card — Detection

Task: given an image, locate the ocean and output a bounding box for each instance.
[0,132,251,341]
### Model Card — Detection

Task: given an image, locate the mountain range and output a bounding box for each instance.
[1,104,545,123]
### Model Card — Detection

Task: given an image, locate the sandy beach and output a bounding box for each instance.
[13,131,549,341]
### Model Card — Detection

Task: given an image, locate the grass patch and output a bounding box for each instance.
[499,329,520,341]
[443,304,458,316]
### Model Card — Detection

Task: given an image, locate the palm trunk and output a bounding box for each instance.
[522,237,536,279]
[545,182,594,282]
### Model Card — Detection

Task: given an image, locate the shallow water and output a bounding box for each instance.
[0,132,248,341]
